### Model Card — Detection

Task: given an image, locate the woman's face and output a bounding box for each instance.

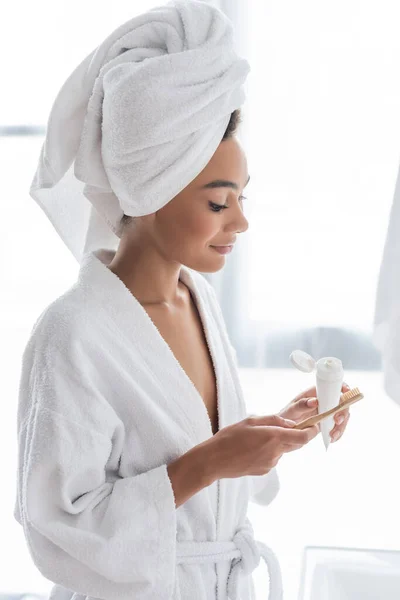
[131,135,250,273]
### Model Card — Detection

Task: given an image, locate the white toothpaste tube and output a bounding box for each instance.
[315,357,344,450]
[290,350,344,450]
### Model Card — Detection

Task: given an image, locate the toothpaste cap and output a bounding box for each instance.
[289,350,316,373]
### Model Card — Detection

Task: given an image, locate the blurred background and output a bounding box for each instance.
[2,1,400,598]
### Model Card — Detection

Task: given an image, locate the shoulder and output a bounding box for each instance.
[20,287,120,441]
[23,284,94,365]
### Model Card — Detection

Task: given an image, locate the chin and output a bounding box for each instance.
[183,256,226,274]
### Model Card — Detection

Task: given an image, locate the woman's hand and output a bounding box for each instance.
[278,382,351,442]
[207,414,319,480]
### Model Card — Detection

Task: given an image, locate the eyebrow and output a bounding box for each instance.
[200,174,250,191]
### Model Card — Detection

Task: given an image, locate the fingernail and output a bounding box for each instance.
[337,415,344,424]
[307,397,318,406]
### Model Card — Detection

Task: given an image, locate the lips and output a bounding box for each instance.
[210,245,233,254]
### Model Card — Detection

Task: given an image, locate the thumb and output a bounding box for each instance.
[292,396,318,411]
[304,396,318,408]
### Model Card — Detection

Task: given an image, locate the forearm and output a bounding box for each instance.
[167,440,217,508]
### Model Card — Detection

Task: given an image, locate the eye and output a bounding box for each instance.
[209,195,247,213]
[209,201,228,213]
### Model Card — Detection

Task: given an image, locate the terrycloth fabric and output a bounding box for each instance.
[373,161,400,404]
[29,0,250,265]
[14,248,282,600]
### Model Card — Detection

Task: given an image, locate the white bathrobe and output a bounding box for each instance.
[14,248,282,600]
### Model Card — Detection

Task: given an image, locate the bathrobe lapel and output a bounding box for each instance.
[81,249,218,441]
[79,248,243,440]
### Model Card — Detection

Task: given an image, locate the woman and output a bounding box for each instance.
[14,2,350,599]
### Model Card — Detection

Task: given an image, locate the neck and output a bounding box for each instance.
[107,238,186,307]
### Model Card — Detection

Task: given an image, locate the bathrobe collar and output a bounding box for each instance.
[77,247,236,445]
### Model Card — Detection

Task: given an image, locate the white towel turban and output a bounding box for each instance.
[29,0,250,264]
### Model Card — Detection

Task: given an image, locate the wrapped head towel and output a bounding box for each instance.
[29,0,250,264]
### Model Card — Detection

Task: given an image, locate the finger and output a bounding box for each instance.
[294,424,320,445]
[331,413,350,437]
[307,424,320,441]
[305,396,318,409]
[334,408,349,425]
[282,443,304,453]
[331,413,350,441]
[251,414,297,428]
[292,396,319,414]
[334,410,350,427]
[331,428,344,443]
[275,424,319,446]
[342,382,351,393]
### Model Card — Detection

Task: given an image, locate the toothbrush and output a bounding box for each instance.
[294,387,364,430]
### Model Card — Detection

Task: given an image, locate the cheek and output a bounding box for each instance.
[189,211,218,238]
[173,209,219,242]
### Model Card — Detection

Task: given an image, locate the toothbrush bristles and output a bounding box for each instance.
[342,387,360,402]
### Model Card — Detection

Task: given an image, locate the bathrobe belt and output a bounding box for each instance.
[176,525,283,600]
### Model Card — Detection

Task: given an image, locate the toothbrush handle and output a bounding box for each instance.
[294,393,364,430]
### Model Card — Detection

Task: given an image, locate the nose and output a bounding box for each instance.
[227,201,249,235]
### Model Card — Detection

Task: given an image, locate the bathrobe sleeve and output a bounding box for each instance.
[14,320,177,600]
[249,468,280,505]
